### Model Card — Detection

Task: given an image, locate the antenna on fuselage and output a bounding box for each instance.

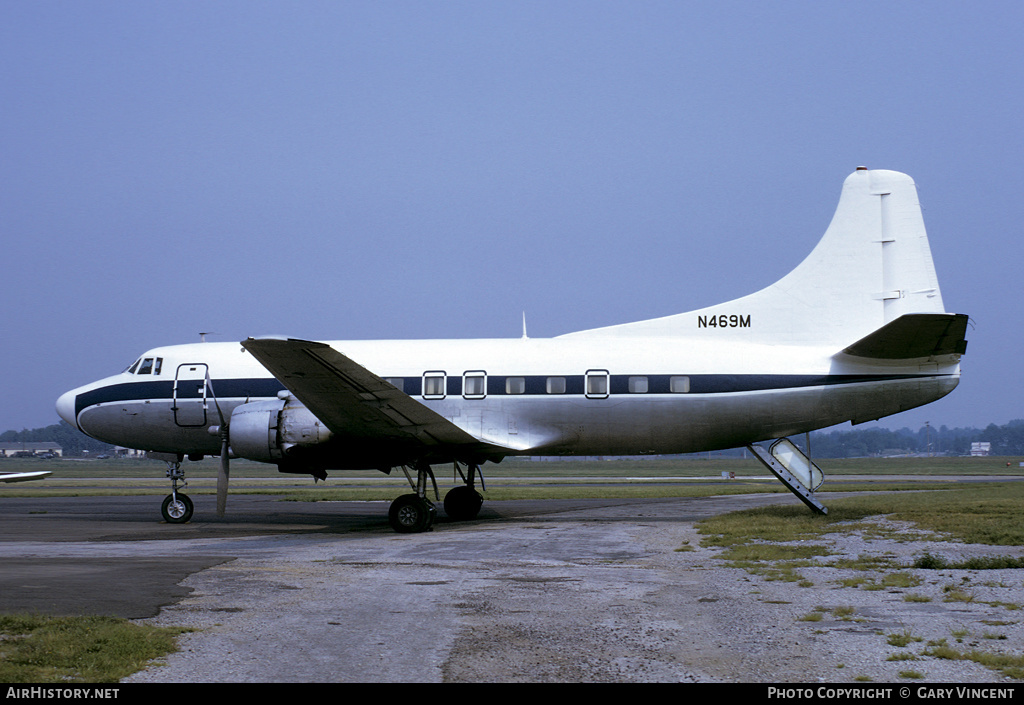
[521,312,529,340]
[199,332,217,343]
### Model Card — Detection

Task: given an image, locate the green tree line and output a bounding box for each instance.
[804,419,1024,457]
[1,421,114,456]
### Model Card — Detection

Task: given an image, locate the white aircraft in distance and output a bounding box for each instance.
[57,167,968,532]
[0,471,51,483]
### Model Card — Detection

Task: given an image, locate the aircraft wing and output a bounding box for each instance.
[0,471,51,483]
[241,337,502,452]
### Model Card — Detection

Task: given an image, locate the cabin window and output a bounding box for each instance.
[384,377,404,392]
[670,376,691,393]
[138,358,154,375]
[585,370,609,398]
[464,372,486,398]
[505,377,525,394]
[423,372,446,398]
[628,376,648,393]
[546,377,566,394]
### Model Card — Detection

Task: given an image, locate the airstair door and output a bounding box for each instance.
[173,363,209,427]
[748,440,828,515]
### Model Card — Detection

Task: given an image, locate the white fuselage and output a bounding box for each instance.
[57,335,960,468]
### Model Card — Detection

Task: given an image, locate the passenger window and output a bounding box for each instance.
[586,370,609,398]
[423,373,446,398]
[670,376,691,393]
[464,372,486,398]
[628,376,648,393]
[138,358,154,375]
[384,377,404,392]
[506,377,525,394]
[546,377,566,394]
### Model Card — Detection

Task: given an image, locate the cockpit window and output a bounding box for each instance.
[130,357,164,375]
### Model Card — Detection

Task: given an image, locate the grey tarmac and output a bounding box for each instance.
[1,492,1021,683]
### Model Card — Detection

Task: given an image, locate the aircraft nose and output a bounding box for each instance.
[56,390,78,429]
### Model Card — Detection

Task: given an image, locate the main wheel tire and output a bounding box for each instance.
[161,493,194,523]
[443,486,483,521]
[388,494,436,533]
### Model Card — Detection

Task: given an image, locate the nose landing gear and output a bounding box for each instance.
[161,459,194,523]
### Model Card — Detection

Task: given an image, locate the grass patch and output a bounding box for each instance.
[832,606,857,620]
[942,585,977,603]
[828,484,1024,546]
[838,576,872,588]
[913,552,1024,570]
[904,593,932,603]
[886,629,923,647]
[696,483,1024,591]
[921,640,1024,679]
[832,554,902,571]
[697,482,1024,551]
[719,543,832,563]
[0,614,187,683]
[880,572,921,589]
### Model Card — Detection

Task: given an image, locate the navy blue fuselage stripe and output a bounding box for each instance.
[74,373,944,417]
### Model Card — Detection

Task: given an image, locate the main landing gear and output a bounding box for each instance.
[444,462,484,521]
[161,459,194,523]
[387,461,485,533]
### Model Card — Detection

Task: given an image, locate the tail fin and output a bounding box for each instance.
[563,168,948,347]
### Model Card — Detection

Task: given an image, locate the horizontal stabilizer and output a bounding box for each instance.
[840,313,968,360]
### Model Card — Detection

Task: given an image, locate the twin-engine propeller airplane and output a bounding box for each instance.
[57,168,968,532]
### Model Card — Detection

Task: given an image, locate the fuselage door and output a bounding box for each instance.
[173,363,209,427]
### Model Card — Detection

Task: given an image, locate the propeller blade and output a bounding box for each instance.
[216,429,229,517]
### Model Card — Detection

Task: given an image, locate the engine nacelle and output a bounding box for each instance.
[228,395,332,463]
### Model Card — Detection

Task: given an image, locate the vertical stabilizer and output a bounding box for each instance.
[563,168,947,347]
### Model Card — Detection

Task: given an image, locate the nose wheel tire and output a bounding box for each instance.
[161,493,194,523]
[388,494,436,533]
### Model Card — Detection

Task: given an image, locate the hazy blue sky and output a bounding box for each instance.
[2,1,1020,434]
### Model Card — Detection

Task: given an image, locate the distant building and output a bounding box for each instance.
[0,442,63,458]
[971,442,991,457]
